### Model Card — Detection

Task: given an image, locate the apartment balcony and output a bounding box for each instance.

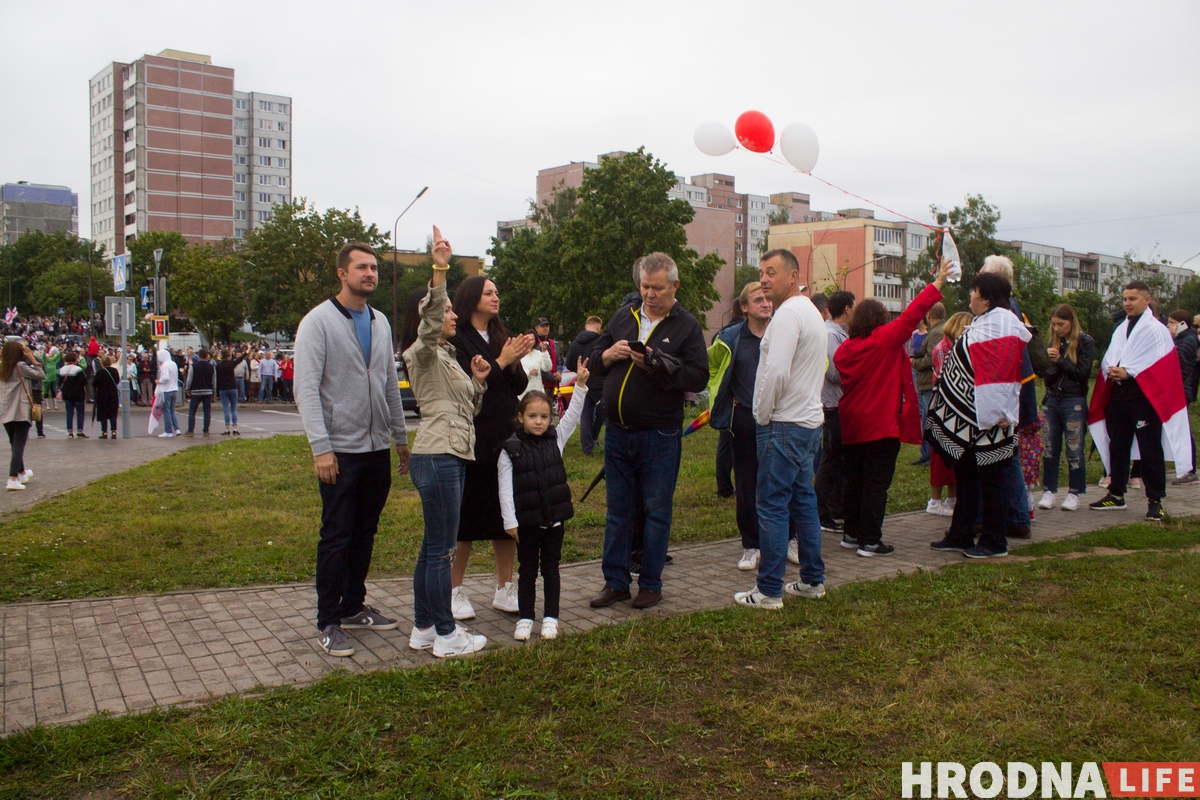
[874,242,903,258]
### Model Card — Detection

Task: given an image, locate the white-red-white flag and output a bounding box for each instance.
[965,307,1031,429]
[1088,313,1193,478]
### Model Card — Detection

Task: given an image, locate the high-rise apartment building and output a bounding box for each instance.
[2,182,78,245]
[89,49,291,256]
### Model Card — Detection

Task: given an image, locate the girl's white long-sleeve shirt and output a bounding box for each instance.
[497,384,588,532]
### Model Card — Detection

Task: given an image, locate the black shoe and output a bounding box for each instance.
[1089,493,1126,510]
[856,542,894,557]
[589,586,632,608]
[911,457,931,466]
[931,537,968,552]
[1145,500,1164,522]
[75,432,87,439]
[1007,525,1032,540]
[820,517,844,534]
[839,533,859,549]
[716,490,735,499]
[664,553,673,565]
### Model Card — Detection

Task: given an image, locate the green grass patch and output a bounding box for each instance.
[1012,515,1200,556]
[2,549,1197,798]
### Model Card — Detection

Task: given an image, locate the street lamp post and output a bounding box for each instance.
[392,186,429,351]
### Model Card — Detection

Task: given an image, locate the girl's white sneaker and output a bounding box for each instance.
[1038,490,1055,510]
[939,497,957,517]
[17,469,32,483]
[514,619,534,641]
[925,498,943,515]
[540,617,559,640]
[6,479,25,491]
[1061,493,1079,512]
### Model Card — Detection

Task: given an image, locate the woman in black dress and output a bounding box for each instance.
[93,355,121,440]
[447,276,534,620]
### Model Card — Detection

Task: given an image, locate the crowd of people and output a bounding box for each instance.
[5,229,1193,656]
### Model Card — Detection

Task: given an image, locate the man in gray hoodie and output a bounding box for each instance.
[294,242,410,658]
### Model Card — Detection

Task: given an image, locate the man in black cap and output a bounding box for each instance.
[535,317,561,400]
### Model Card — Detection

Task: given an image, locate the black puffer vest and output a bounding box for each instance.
[502,430,573,528]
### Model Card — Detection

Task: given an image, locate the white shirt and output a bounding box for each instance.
[518,348,553,400]
[752,294,826,428]
[497,385,588,531]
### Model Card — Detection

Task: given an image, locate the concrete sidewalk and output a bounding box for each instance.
[4,485,1197,735]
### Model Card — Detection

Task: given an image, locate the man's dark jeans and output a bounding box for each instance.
[187,394,212,434]
[716,429,734,496]
[814,407,846,522]
[315,449,392,629]
[601,425,682,594]
[730,405,760,549]
[580,389,604,456]
[1107,396,1166,499]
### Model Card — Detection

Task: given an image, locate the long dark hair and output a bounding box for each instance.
[453,276,509,356]
[400,288,429,354]
[0,341,24,382]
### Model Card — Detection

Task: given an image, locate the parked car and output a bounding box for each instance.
[396,360,419,418]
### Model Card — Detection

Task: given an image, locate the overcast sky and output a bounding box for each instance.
[4,0,1198,269]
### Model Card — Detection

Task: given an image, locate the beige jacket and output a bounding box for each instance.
[0,362,46,424]
[402,282,485,458]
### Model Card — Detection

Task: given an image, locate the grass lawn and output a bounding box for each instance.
[1,523,1197,798]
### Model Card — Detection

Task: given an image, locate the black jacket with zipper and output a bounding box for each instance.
[1043,333,1095,399]
[589,298,708,430]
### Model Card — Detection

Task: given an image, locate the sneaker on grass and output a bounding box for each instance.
[856,542,894,557]
[540,617,559,640]
[514,619,534,641]
[433,626,487,658]
[963,544,1007,559]
[783,581,826,599]
[733,587,783,609]
[737,548,760,571]
[1145,499,1164,522]
[318,625,354,657]
[340,605,399,630]
[1089,493,1126,510]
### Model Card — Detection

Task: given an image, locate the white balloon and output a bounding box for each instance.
[694,121,736,157]
[780,122,820,172]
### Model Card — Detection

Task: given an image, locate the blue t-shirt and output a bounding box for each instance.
[347,306,372,366]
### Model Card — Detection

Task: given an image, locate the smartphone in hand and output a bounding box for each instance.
[628,341,647,354]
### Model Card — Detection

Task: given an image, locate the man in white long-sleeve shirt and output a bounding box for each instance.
[735,248,827,609]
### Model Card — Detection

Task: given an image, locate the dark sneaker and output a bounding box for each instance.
[317,625,354,657]
[839,533,859,549]
[1089,493,1126,510]
[1007,525,1032,540]
[340,605,400,630]
[1171,471,1199,486]
[820,517,844,534]
[1145,500,1164,522]
[963,545,1008,559]
[930,537,968,552]
[856,542,894,557]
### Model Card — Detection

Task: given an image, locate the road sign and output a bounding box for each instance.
[57,307,65,315]
[140,286,149,309]
[88,300,96,309]
[153,248,163,269]
[111,254,129,292]
[104,296,137,336]
[150,316,169,340]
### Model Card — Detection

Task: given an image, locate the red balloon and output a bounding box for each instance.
[734,111,775,153]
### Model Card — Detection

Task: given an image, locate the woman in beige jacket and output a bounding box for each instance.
[1,339,46,490]
[399,226,492,658]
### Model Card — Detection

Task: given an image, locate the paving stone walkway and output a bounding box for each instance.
[3,487,1198,735]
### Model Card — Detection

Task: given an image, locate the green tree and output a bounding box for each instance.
[240,199,388,340]
[758,205,792,254]
[1171,277,1200,318]
[1011,253,1062,331]
[904,195,1009,315]
[1064,289,1115,353]
[734,265,760,295]
[27,259,114,316]
[383,239,469,338]
[0,231,104,311]
[490,148,723,336]
[1102,251,1175,312]
[171,244,246,342]
[126,230,188,285]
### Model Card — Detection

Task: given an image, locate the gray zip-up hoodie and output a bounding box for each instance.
[294,296,407,456]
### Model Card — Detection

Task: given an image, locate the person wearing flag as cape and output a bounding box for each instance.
[1086,281,1192,521]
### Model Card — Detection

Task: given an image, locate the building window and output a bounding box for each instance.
[736,228,743,238]
[279,104,289,114]
[235,228,245,238]
[124,170,135,184]
[258,155,271,166]
[235,173,247,184]
[235,99,249,110]
[735,257,743,266]
[277,176,287,186]
[734,242,742,252]
[276,121,287,132]
[736,214,743,222]
[257,137,272,148]
[256,210,270,221]
[276,158,288,167]
[258,174,271,185]
[258,100,273,112]
[235,136,248,146]
[277,140,287,150]
[277,194,288,204]
[259,119,271,129]
[234,210,247,220]
[258,192,271,203]
[124,106,135,121]
[235,191,247,202]
[236,118,248,129]
[124,192,134,205]
[236,155,247,165]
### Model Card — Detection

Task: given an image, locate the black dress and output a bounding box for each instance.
[448,326,525,541]
[93,366,121,421]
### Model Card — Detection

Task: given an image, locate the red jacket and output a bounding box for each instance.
[833,283,943,446]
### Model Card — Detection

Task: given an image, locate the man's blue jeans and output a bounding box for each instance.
[601,425,682,594]
[410,454,466,636]
[755,421,825,597]
[918,390,932,461]
[236,377,246,402]
[1041,395,1087,495]
[259,375,275,403]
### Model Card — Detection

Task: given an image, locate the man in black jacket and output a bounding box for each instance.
[184,349,216,436]
[565,315,605,455]
[1168,310,1199,485]
[586,253,708,610]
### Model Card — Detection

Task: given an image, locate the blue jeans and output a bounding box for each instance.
[755,422,825,597]
[410,454,466,635]
[259,375,275,403]
[1006,450,1030,527]
[220,389,239,427]
[64,400,85,432]
[918,390,932,460]
[161,390,180,434]
[601,425,683,594]
[236,377,246,402]
[1041,395,1087,494]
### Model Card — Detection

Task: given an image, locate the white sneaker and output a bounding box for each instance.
[734,587,783,609]
[737,548,760,571]
[17,469,32,483]
[408,625,436,651]
[939,497,957,517]
[540,617,559,640]
[492,581,519,613]
[784,581,826,599]
[1038,490,1056,510]
[787,539,800,565]
[925,498,943,515]
[433,626,487,658]
[451,586,476,621]
[1061,493,1079,512]
[1099,476,1111,488]
[158,432,174,438]
[6,479,25,491]
[514,619,534,641]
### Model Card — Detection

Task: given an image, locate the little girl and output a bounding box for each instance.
[498,358,590,641]
[927,312,972,516]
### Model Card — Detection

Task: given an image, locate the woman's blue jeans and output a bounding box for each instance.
[1041,395,1087,495]
[161,390,180,434]
[410,453,466,636]
[220,389,239,426]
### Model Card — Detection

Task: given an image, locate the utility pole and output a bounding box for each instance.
[392,186,429,350]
